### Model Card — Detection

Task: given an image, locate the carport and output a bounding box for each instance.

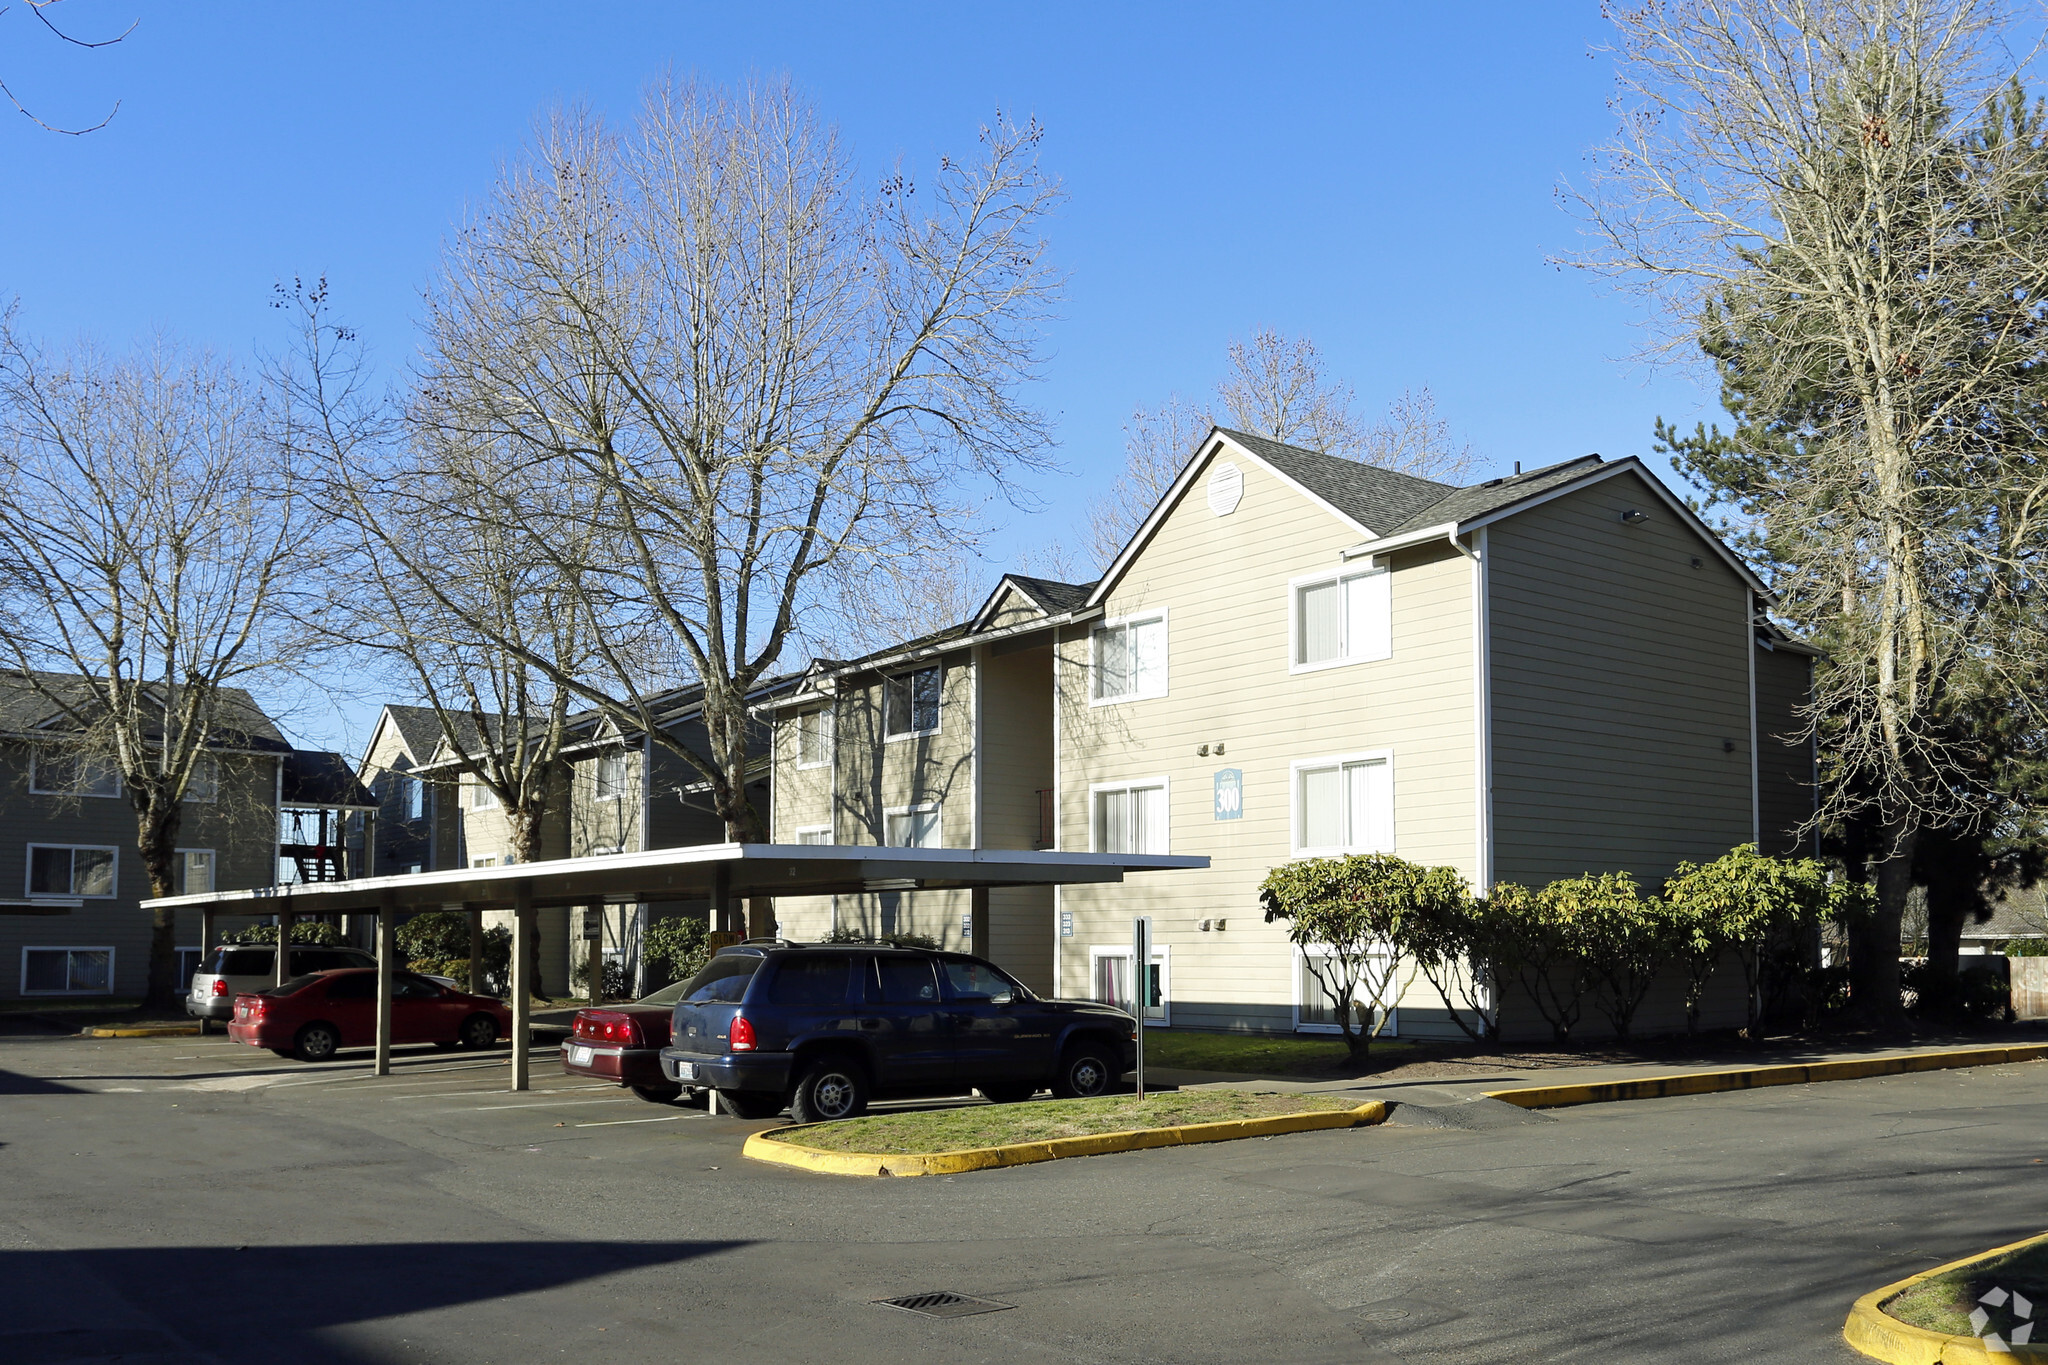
[140,843,1206,1089]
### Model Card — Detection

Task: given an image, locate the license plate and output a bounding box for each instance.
[673,1061,695,1082]
[566,1045,593,1066]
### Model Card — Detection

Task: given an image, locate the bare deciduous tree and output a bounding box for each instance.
[1565,0,2048,1017]
[1,0,131,135]
[0,305,312,1008]
[385,76,1061,843]
[1087,328,1478,567]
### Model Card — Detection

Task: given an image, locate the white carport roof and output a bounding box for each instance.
[140,843,1207,916]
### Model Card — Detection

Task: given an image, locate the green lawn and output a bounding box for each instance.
[766,1091,1359,1154]
[1885,1239,2048,1335]
[1140,1029,1421,1076]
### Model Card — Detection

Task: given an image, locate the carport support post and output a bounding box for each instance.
[275,909,293,986]
[374,892,396,1077]
[712,864,733,936]
[466,904,484,996]
[511,882,533,1092]
[585,898,605,1003]
[970,887,990,961]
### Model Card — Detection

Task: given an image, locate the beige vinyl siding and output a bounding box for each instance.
[978,640,1056,991]
[1486,470,1755,886]
[1055,445,1477,1033]
[359,716,433,875]
[983,588,1047,632]
[569,747,642,855]
[1755,644,1817,859]
[769,703,840,940]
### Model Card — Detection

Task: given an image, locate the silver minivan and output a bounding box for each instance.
[186,945,377,1029]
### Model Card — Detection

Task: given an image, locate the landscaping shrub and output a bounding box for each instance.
[230,920,342,946]
[643,914,713,989]
[822,925,941,951]
[394,910,511,995]
[572,956,635,1000]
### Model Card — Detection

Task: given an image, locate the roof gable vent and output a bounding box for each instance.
[1207,462,1243,516]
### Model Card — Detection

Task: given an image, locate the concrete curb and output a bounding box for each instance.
[1843,1228,2048,1363]
[79,1024,202,1038]
[1483,1044,2048,1111]
[744,1099,1390,1177]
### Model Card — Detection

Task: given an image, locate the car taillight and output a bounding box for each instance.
[211,980,228,996]
[728,1015,756,1052]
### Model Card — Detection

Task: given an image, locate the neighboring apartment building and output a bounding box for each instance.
[355,686,785,995]
[0,672,349,1003]
[763,429,1815,1040]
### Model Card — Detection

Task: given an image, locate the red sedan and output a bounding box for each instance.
[563,979,691,1102]
[229,968,511,1062]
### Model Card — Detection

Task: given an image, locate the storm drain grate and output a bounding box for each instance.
[872,1290,1015,1319]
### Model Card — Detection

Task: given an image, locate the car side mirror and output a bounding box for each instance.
[990,992,1015,1007]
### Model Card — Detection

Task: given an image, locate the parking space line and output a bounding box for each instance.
[464,1098,635,1111]
[575,1113,695,1127]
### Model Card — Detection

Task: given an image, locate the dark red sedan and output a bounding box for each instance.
[228,968,511,1062]
[562,979,692,1102]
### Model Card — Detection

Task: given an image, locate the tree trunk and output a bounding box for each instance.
[1849,820,1916,1025]
[136,797,184,1012]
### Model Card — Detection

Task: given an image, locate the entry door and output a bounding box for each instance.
[859,955,954,1089]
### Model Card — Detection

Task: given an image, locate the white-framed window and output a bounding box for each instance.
[27,844,117,898]
[1091,778,1169,855]
[1290,566,1391,672]
[795,707,834,768]
[594,748,631,802]
[21,946,114,995]
[795,825,832,846]
[1090,610,1168,703]
[885,802,941,848]
[401,773,425,822]
[174,849,215,896]
[181,754,220,803]
[468,777,498,810]
[884,667,942,739]
[30,749,120,798]
[470,854,497,869]
[1294,944,1399,1036]
[1090,943,1169,1025]
[175,945,203,992]
[1292,752,1394,855]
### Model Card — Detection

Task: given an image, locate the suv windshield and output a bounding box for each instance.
[680,954,760,1004]
[634,980,692,1009]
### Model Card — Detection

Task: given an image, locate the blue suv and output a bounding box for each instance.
[658,943,1137,1123]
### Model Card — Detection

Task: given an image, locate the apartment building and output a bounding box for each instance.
[763,429,1814,1039]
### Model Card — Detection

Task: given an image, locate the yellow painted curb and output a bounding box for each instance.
[80,1024,202,1038]
[1484,1044,2048,1111]
[1843,1228,2048,1363]
[744,1099,1390,1177]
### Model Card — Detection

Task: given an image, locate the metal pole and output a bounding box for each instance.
[374,892,396,1077]
[511,881,533,1092]
[585,898,605,1002]
[712,864,733,936]
[275,909,292,987]
[467,904,484,996]
[1133,916,1149,1098]
[970,886,990,960]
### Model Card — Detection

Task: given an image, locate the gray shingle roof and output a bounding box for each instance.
[1382,454,1606,536]
[380,703,510,765]
[1217,429,1458,535]
[0,671,289,750]
[1002,574,1096,618]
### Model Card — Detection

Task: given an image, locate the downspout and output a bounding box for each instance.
[1446,526,1492,892]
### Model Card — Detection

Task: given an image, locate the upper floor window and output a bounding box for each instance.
[796,707,834,768]
[174,849,214,896]
[31,750,120,798]
[183,755,219,804]
[884,667,941,739]
[1092,779,1168,854]
[1292,567,1391,671]
[885,802,940,848]
[28,844,117,897]
[1091,612,1167,703]
[470,854,498,869]
[468,777,498,811]
[795,825,832,846]
[1294,754,1392,854]
[402,773,425,822]
[594,748,631,801]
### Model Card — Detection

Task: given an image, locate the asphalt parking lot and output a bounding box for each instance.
[4,1028,2046,1364]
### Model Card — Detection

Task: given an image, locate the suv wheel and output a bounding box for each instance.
[458,1013,500,1050]
[631,1083,684,1104]
[790,1056,869,1124]
[293,1022,341,1063]
[1053,1042,1117,1098]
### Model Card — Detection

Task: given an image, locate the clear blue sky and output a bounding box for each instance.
[0,2,1720,754]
